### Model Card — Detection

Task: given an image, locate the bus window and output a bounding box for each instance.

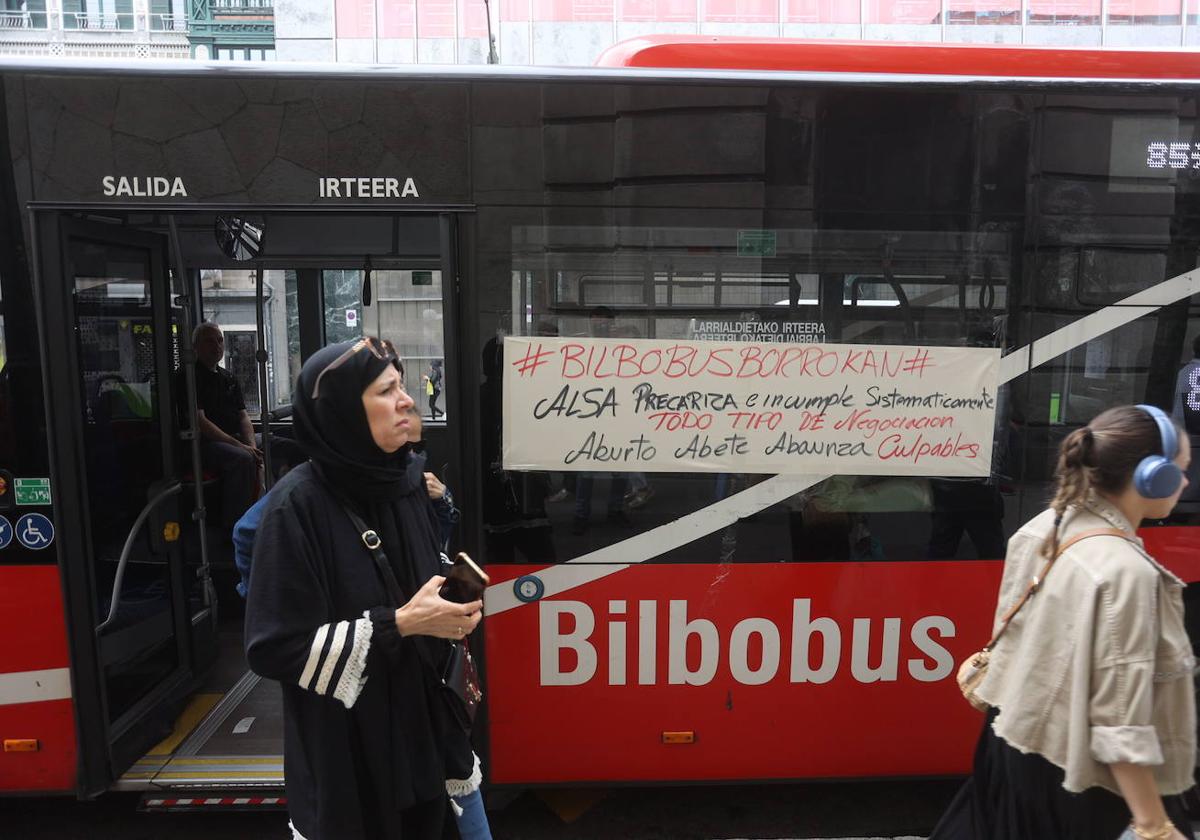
[1016,91,1200,523]
[324,268,446,421]
[483,222,1016,566]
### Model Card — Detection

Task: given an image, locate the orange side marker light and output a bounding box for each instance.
[661,731,695,744]
[4,739,40,752]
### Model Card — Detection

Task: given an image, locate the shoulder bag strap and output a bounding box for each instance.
[334,497,408,608]
[983,527,1130,652]
[332,496,455,681]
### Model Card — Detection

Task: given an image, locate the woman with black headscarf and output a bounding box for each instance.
[245,338,482,840]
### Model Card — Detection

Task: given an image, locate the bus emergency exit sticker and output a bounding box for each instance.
[15,478,51,506]
[501,336,1000,478]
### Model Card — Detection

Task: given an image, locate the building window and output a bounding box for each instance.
[61,0,135,29]
[214,47,276,60]
[1,0,47,28]
[148,0,185,30]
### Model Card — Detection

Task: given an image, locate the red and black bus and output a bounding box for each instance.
[2,40,1200,805]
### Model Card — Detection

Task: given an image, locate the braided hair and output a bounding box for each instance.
[1042,405,1178,559]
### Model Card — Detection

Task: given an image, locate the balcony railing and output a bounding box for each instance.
[66,11,135,29]
[0,10,40,27]
[150,12,188,30]
[211,0,272,9]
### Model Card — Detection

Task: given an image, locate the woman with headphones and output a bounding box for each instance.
[933,405,1196,840]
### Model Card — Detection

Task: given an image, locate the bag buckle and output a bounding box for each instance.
[361,529,382,550]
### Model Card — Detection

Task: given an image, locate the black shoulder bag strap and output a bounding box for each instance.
[331,494,480,730]
[337,499,408,608]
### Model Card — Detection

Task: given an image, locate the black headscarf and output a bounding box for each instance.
[294,341,413,502]
[293,340,442,599]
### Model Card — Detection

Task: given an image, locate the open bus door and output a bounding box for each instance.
[36,215,215,796]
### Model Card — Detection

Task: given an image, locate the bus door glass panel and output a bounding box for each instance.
[199,268,302,491]
[200,268,301,419]
[71,237,178,723]
[495,222,1016,566]
[323,268,446,421]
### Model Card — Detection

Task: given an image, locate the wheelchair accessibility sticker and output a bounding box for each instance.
[16,513,53,550]
[0,515,12,549]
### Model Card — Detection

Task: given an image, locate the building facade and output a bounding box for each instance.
[274,0,1200,65]
[0,0,1193,81]
[0,0,274,58]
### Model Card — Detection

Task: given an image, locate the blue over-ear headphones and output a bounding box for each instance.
[1134,404,1182,499]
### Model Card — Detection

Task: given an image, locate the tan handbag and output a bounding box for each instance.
[957,527,1130,712]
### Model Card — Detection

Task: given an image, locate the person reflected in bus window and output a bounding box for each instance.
[932,405,1195,840]
[927,326,1008,560]
[786,477,888,563]
[188,322,262,527]
[535,318,573,505]
[479,336,558,563]
[573,306,628,535]
[589,304,615,338]
[612,324,654,511]
[422,359,444,420]
[245,338,481,840]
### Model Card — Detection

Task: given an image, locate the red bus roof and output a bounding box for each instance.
[594,35,1200,80]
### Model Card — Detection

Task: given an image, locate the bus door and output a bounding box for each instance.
[37,216,201,794]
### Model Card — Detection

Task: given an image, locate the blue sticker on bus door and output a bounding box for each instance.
[0,515,12,549]
[16,513,53,550]
[513,575,545,603]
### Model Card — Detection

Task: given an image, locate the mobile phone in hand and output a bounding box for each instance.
[440,552,489,604]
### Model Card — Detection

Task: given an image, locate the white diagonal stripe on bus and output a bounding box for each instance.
[1002,266,1200,383]
[483,266,1200,616]
[0,667,72,705]
[485,474,826,615]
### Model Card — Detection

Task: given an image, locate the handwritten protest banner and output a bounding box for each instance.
[502,337,1000,477]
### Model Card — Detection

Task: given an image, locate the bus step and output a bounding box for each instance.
[138,791,287,812]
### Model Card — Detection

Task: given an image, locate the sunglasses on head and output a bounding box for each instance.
[311,337,404,400]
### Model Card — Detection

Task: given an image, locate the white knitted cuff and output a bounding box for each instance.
[445,751,483,797]
[331,612,373,709]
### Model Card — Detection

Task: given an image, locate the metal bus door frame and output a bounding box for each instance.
[34,211,198,796]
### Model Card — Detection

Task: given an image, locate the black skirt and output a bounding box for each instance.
[931,709,1191,840]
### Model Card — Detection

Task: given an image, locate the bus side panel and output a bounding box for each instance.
[0,564,76,793]
[1142,527,1200,584]
[484,561,1001,784]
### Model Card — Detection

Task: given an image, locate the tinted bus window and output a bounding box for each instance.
[473,83,1029,567]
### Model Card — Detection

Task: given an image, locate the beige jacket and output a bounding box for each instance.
[975,494,1196,795]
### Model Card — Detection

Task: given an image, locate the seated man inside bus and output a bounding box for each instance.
[187,322,262,529]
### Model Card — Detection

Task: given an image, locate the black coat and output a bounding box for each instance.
[245,462,468,840]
